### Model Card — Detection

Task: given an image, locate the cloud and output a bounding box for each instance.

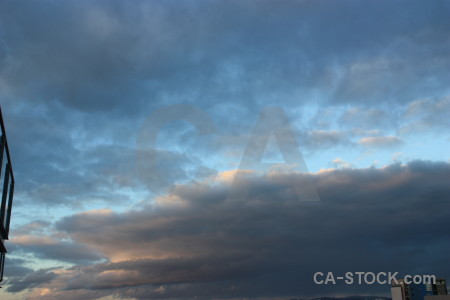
[359,136,404,148]
[1,1,450,298]
[1,0,449,213]
[399,96,450,135]
[6,269,57,293]
[13,220,51,236]
[2,258,33,278]
[303,130,351,150]
[332,158,352,169]
[339,107,397,130]
[1,0,449,113]
[10,235,105,265]
[6,160,450,299]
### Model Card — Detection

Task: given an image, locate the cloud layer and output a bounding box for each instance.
[5,161,450,299]
[1,0,450,299]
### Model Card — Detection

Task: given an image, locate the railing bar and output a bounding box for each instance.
[0,163,10,228]
[5,181,14,237]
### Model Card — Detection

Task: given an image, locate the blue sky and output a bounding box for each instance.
[0,0,450,299]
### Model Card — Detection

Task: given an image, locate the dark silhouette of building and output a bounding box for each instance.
[0,106,15,282]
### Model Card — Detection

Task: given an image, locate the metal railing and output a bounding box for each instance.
[0,106,14,282]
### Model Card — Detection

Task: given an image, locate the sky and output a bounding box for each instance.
[0,0,450,299]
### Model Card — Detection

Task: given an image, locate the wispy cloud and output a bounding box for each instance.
[359,136,404,148]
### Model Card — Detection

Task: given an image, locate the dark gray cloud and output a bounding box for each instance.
[1,0,449,112]
[8,220,106,265]
[6,160,449,299]
[6,268,57,293]
[2,258,33,278]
